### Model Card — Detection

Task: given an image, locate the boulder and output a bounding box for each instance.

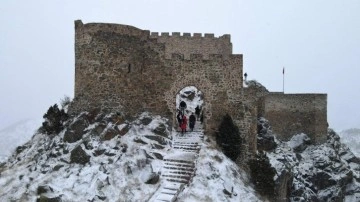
[119,125,129,136]
[63,130,82,143]
[288,133,311,152]
[152,152,163,160]
[102,127,119,141]
[16,145,27,154]
[145,172,160,184]
[152,123,168,138]
[53,165,64,171]
[92,122,107,136]
[133,137,147,144]
[70,117,88,135]
[70,145,90,165]
[93,149,106,156]
[64,118,88,143]
[140,117,152,125]
[311,171,336,190]
[38,195,61,202]
[144,135,168,145]
[37,185,53,195]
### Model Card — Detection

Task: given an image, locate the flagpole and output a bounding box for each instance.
[283,67,285,93]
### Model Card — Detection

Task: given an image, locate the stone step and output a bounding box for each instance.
[155,193,174,202]
[165,178,188,184]
[173,144,199,147]
[173,141,198,144]
[163,174,191,181]
[173,147,199,151]
[162,183,184,190]
[173,142,199,145]
[160,191,177,196]
[163,170,193,176]
[164,159,194,164]
[163,166,194,172]
[164,162,194,168]
[177,150,199,153]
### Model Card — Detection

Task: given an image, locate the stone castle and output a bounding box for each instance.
[70,20,328,160]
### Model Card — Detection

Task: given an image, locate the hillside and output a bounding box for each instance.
[0,111,261,201]
[0,87,359,201]
[0,119,42,163]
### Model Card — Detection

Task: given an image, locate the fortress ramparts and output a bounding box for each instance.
[70,20,328,163]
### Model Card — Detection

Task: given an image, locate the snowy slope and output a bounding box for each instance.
[339,128,360,157]
[0,119,42,163]
[177,138,261,202]
[0,111,261,201]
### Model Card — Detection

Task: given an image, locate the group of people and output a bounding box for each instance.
[176,105,202,134]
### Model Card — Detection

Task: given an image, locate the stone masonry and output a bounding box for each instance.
[70,20,328,162]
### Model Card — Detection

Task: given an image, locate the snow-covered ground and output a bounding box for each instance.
[0,111,262,201]
[178,137,261,202]
[0,119,42,163]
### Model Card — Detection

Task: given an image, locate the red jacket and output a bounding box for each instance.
[181,116,187,130]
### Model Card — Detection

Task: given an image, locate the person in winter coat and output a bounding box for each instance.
[195,105,201,120]
[181,115,187,134]
[176,110,183,128]
[189,113,196,131]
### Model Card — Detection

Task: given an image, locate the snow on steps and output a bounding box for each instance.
[149,124,204,202]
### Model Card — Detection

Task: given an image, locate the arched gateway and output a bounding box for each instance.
[70,20,328,162]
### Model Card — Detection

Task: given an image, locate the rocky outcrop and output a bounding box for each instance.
[70,145,90,165]
[256,118,360,202]
[63,115,89,143]
[257,118,277,151]
[267,129,360,202]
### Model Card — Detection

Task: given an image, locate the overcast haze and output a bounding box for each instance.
[1,0,359,131]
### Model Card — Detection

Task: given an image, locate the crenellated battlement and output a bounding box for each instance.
[75,20,232,60]
[149,31,230,41]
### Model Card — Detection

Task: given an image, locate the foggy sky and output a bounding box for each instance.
[1,0,359,131]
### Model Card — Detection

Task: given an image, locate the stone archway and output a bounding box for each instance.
[164,75,213,131]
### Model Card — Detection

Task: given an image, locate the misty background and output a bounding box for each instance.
[1,0,359,131]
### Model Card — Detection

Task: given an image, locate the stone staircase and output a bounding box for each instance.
[149,123,204,202]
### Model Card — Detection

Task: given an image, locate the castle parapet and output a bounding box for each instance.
[149,32,229,41]
[75,20,149,39]
[204,33,214,38]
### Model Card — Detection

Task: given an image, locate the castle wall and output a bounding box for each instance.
[150,32,232,60]
[163,54,243,135]
[71,20,243,138]
[264,93,328,143]
[70,20,329,168]
[72,20,168,117]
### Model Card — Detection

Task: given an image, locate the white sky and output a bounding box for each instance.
[1,0,359,131]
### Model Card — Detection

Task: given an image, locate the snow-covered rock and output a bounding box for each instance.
[267,128,360,202]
